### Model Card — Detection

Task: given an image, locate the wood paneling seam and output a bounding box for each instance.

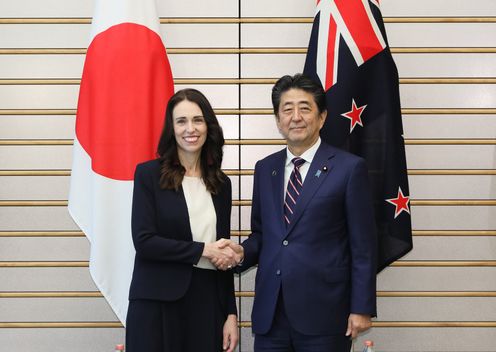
[1,17,496,24]
[1,139,496,145]
[2,170,496,176]
[1,291,496,298]
[2,48,496,55]
[2,78,496,85]
[1,108,496,115]
[2,322,496,328]
[1,200,496,207]
[2,261,496,267]
[2,231,496,237]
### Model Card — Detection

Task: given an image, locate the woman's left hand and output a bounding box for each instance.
[222,314,239,352]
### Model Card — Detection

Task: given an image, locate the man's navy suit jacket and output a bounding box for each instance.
[128,159,236,316]
[240,142,377,335]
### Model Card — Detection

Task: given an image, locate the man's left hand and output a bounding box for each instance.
[345,313,371,339]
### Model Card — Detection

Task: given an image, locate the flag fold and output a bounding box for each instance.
[69,0,174,323]
[304,0,413,272]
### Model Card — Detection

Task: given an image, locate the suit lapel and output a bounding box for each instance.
[286,143,336,235]
[175,186,195,240]
[270,150,287,235]
[211,187,223,240]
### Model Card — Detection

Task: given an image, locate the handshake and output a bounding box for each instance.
[203,239,244,271]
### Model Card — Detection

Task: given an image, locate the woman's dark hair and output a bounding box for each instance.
[271,73,327,116]
[157,88,225,194]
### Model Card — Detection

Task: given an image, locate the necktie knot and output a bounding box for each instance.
[292,157,305,169]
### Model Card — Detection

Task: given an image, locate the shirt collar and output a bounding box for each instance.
[285,138,321,167]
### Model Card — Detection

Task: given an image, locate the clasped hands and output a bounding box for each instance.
[203,239,244,270]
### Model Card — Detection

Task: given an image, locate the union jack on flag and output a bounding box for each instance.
[304,0,413,272]
[314,0,386,90]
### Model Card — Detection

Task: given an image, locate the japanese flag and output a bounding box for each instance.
[68,0,174,324]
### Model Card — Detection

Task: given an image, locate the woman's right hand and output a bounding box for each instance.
[203,239,243,270]
[222,314,239,352]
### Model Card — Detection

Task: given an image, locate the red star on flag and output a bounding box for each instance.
[341,99,366,133]
[386,187,411,219]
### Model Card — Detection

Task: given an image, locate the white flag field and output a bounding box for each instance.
[68,0,174,324]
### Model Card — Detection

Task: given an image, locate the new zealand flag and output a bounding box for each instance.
[304,0,413,272]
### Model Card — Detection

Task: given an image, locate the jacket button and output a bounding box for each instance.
[276,269,281,276]
[282,240,289,246]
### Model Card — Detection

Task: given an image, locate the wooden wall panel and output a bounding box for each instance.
[1,0,495,351]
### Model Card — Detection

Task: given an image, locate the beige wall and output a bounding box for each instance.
[1,0,496,351]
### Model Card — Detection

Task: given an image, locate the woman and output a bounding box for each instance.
[126,89,238,352]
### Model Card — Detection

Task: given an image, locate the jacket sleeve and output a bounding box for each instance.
[225,259,237,314]
[238,161,263,271]
[222,176,237,315]
[345,158,377,316]
[131,164,204,264]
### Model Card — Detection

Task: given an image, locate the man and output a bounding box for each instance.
[226,74,377,351]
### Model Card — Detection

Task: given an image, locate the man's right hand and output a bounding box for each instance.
[203,239,244,270]
[221,239,244,266]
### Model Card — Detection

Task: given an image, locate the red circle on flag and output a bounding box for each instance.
[76,23,174,180]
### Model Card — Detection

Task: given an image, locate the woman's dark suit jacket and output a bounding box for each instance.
[128,159,236,315]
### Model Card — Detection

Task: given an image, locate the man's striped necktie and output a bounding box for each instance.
[284,157,306,226]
